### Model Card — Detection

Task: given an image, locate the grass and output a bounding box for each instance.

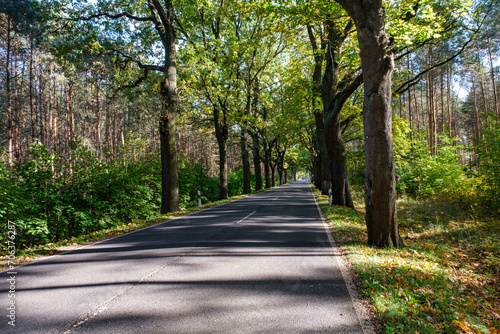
[313,187,500,334]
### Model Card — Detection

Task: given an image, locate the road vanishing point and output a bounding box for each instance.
[1,181,370,333]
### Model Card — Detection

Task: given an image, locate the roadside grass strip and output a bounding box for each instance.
[312,188,500,334]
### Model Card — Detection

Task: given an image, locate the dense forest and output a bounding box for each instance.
[1,0,499,249]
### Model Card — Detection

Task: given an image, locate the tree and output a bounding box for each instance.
[321,14,362,209]
[306,22,330,194]
[68,0,181,213]
[335,0,404,247]
[0,0,40,169]
[178,1,247,200]
[236,6,289,194]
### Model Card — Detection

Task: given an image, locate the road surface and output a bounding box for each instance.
[1,181,366,333]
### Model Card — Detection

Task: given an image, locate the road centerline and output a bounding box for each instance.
[236,210,257,224]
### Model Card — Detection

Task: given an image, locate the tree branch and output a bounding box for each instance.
[394,24,482,95]
[72,12,153,22]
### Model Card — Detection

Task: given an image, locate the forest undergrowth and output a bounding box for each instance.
[314,187,500,334]
[0,141,258,270]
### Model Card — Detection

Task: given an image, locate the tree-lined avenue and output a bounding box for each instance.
[1,181,365,333]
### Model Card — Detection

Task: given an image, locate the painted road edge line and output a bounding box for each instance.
[309,183,376,334]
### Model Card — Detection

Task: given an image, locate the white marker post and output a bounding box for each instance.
[328,188,332,207]
[197,190,202,208]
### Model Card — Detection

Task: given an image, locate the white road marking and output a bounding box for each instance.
[237,210,257,223]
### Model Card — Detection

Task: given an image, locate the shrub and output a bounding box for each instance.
[394,128,473,200]
[0,141,162,247]
[475,113,500,208]
[227,166,256,197]
[178,156,219,209]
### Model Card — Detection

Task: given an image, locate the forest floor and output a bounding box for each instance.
[313,187,500,334]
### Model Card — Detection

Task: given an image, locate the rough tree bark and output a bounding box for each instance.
[306,25,331,194]
[6,17,13,170]
[240,79,253,194]
[322,18,359,209]
[240,129,252,194]
[335,0,404,248]
[251,80,263,191]
[158,0,179,213]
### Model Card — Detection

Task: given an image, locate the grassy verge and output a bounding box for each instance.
[313,187,499,334]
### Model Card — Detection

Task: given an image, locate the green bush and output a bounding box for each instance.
[178,156,219,209]
[0,141,162,248]
[475,113,500,207]
[1,140,255,250]
[394,131,472,200]
[227,166,256,197]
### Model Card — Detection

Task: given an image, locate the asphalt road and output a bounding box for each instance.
[1,181,365,333]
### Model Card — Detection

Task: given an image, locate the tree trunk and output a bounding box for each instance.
[218,140,229,199]
[326,112,354,208]
[159,0,179,213]
[240,129,251,193]
[240,84,252,194]
[336,0,404,248]
[487,42,499,116]
[6,18,13,170]
[447,62,452,137]
[251,131,262,191]
[95,83,101,157]
[251,81,263,191]
[13,38,20,163]
[427,47,437,155]
[306,25,330,193]
[471,75,481,141]
[314,75,329,188]
[29,38,35,146]
[407,55,414,146]
[271,159,276,187]
[160,79,179,213]
[322,19,357,209]
[440,67,445,134]
[314,112,330,194]
[263,137,273,189]
[214,107,229,199]
[276,145,286,185]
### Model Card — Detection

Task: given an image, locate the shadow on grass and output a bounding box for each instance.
[313,189,500,333]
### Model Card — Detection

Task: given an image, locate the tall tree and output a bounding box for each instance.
[236,7,288,194]
[69,0,181,212]
[0,0,39,169]
[178,1,245,200]
[321,15,362,209]
[306,23,330,193]
[298,1,362,206]
[335,0,404,247]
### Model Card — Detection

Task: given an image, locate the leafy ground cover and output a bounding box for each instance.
[313,187,500,334]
